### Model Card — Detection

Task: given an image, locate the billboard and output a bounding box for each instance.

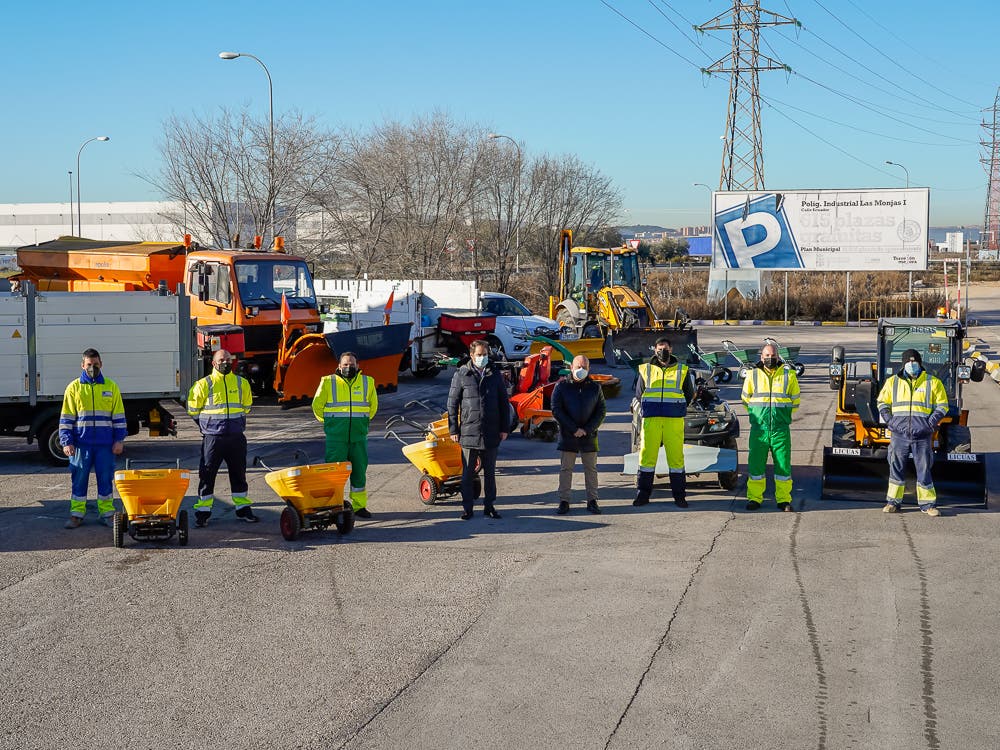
[711,189,929,271]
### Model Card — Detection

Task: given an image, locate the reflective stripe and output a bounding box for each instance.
[745,368,798,407]
[889,375,934,416]
[639,363,687,404]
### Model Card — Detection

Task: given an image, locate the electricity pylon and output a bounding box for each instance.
[981,87,1000,252]
[698,1,798,191]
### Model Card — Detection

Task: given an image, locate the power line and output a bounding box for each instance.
[762,93,973,147]
[599,0,704,70]
[807,0,982,112]
[766,30,977,127]
[647,0,713,59]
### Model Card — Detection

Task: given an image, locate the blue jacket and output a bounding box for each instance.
[59,372,127,448]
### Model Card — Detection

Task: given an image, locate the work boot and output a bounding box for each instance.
[777,503,794,512]
[633,471,654,507]
[586,500,601,515]
[669,473,688,509]
[484,507,501,519]
[99,514,114,527]
[64,516,82,529]
[354,508,372,519]
[746,500,762,511]
[235,506,259,523]
[882,503,899,514]
[195,511,211,528]
[921,506,941,517]
[557,501,570,515]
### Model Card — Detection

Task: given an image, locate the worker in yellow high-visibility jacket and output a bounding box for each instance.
[741,343,800,512]
[633,337,695,508]
[313,352,378,519]
[877,348,949,517]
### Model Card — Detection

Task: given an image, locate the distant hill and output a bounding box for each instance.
[617,225,666,237]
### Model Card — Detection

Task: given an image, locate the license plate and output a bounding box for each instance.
[946,452,979,462]
[831,447,861,456]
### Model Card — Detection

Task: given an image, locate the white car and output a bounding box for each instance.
[480,292,561,359]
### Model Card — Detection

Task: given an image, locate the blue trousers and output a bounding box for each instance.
[461,447,497,514]
[887,435,937,509]
[69,446,116,517]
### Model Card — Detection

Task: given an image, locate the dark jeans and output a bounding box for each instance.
[461,446,497,514]
[198,433,248,499]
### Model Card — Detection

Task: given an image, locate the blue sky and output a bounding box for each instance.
[2,0,994,227]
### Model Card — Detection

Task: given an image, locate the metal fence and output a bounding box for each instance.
[858,299,925,321]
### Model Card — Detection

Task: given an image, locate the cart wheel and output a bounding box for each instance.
[177,510,189,546]
[718,470,738,490]
[418,474,439,505]
[472,476,483,499]
[794,363,805,377]
[335,503,355,535]
[719,368,733,383]
[112,511,126,548]
[280,506,301,541]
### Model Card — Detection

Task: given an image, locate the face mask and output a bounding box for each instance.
[904,361,921,377]
[340,366,358,379]
[472,355,489,369]
[573,368,589,381]
[215,361,232,375]
[655,348,669,361]
[84,365,100,379]
[762,357,778,369]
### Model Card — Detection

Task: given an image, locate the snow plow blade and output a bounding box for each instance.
[821,447,987,507]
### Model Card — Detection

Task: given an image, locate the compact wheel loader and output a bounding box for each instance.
[821,318,988,506]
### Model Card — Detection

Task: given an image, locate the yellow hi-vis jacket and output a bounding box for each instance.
[312,372,378,442]
[187,371,253,435]
[741,364,801,431]
[877,370,948,439]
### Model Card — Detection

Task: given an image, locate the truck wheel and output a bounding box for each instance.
[37,418,68,466]
[412,365,440,379]
[794,363,806,377]
[113,512,126,548]
[335,503,355,535]
[582,323,602,339]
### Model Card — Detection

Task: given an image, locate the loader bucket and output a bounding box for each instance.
[529,336,606,362]
[821,447,988,507]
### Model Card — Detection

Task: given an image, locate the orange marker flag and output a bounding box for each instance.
[383,290,395,326]
[281,291,291,327]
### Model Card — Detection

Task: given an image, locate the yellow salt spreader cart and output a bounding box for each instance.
[255,453,355,541]
[112,460,191,548]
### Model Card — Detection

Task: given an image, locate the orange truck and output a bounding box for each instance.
[15,236,325,397]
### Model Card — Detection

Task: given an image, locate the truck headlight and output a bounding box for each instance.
[829,363,843,377]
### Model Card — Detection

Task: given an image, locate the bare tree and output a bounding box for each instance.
[144,107,326,249]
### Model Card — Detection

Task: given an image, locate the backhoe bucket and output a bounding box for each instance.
[821,447,988,507]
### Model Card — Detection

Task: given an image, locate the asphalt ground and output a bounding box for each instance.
[2,287,1000,749]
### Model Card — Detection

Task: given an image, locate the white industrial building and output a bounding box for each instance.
[0,201,184,249]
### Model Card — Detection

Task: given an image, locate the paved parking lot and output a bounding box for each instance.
[2,294,1000,749]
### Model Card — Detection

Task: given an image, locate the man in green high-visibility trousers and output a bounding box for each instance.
[312,352,379,519]
[741,342,800,512]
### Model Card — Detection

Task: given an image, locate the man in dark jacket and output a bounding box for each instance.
[551,354,606,515]
[448,340,511,520]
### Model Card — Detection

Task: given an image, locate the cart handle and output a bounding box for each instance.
[252,449,309,473]
[124,458,181,470]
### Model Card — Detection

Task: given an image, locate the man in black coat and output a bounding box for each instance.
[448,339,511,520]
[551,354,606,515]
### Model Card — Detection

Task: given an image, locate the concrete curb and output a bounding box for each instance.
[690,319,875,327]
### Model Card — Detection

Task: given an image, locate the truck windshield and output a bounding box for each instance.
[881,325,955,395]
[585,252,641,293]
[235,260,316,309]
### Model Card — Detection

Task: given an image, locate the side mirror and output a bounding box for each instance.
[970,358,986,382]
[831,345,845,364]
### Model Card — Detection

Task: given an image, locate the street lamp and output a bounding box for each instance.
[76,136,110,237]
[885,160,909,188]
[488,133,523,272]
[220,51,276,244]
[886,161,913,312]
